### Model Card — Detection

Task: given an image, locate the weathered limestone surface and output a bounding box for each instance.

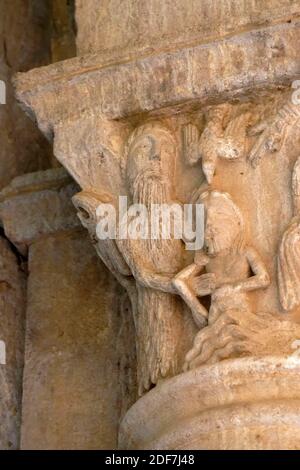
[0,0,53,189]
[76,0,300,58]
[120,356,300,450]
[21,231,127,450]
[0,168,80,254]
[15,20,300,133]
[14,0,300,451]
[0,169,137,449]
[0,238,26,449]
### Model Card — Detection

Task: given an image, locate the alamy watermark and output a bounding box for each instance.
[0,80,8,365]
[0,80,6,105]
[292,80,300,105]
[0,341,6,365]
[95,196,205,250]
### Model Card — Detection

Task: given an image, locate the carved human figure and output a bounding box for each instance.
[278,156,300,311]
[116,123,192,394]
[173,190,270,369]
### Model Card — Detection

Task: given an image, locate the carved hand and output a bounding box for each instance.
[190,272,217,296]
[182,123,200,166]
[172,265,209,328]
[184,307,300,371]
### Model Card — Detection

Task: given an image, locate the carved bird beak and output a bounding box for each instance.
[202,160,216,184]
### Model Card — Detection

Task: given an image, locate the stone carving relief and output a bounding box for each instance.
[68,99,300,392]
[248,95,300,167]
[179,188,300,370]
[278,156,300,312]
[117,123,193,395]
[183,104,252,183]
[14,4,300,447]
[173,190,269,368]
[73,122,196,395]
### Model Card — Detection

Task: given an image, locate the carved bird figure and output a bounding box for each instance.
[248,100,300,168]
[183,104,251,183]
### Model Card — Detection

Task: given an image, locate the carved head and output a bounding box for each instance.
[125,122,177,202]
[72,191,113,242]
[199,190,245,257]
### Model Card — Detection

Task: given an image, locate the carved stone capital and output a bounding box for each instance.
[12,7,300,448]
[14,20,300,137]
[0,168,80,254]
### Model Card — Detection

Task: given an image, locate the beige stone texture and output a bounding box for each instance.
[0,168,80,254]
[0,168,137,449]
[120,356,300,450]
[14,19,300,133]
[75,0,300,59]
[0,238,26,449]
[14,0,300,451]
[21,230,129,450]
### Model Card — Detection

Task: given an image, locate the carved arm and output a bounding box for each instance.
[234,247,270,293]
[172,260,211,328]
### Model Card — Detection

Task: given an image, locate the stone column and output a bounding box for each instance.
[0,0,53,449]
[0,238,25,449]
[0,168,136,449]
[14,0,300,450]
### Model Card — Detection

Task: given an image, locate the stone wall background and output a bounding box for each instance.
[21,231,124,449]
[0,1,135,450]
[75,0,300,58]
[0,0,53,449]
[51,0,76,62]
[0,237,26,449]
[0,0,53,188]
